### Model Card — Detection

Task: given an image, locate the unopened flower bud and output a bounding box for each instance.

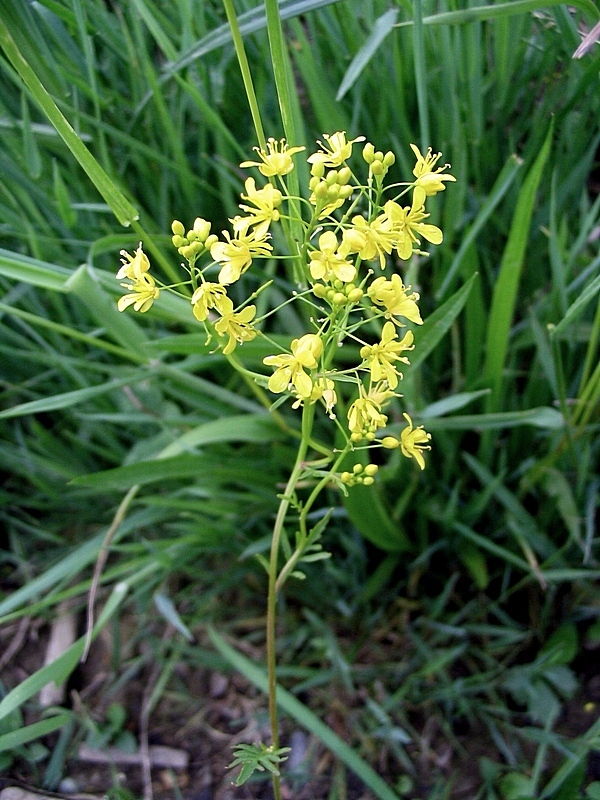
[352,463,363,475]
[381,436,400,449]
[347,287,363,303]
[362,142,375,164]
[311,161,326,179]
[314,181,329,199]
[332,292,346,306]
[171,220,185,237]
[337,167,352,185]
[180,245,197,261]
[383,151,396,167]
[326,170,338,185]
[364,464,379,477]
[312,283,328,298]
[371,161,384,176]
[339,185,353,200]
[193,217,211,240]
[362,476,375,486]
[186,229,198,242]
[172,235,186,248]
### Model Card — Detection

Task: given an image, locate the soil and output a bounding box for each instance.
[1,606,600,800]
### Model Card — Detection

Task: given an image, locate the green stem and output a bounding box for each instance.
[266,403,314,800]
[275,442,351,594]
[222,0,266,151]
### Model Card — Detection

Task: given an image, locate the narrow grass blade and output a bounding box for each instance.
[483,123,553,411]
[437,154,522,299]
[0,712,72,754]
[412,273,477,369]
[0,582,127,722]
[336,8,398,101]
[208,626,402,800]
[0,19,138,226]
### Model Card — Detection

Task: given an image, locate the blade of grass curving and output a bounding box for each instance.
[412,0,429,151]
[336,8,398,101]
[0,374,147,420]
[208,626,402,800]
[437,155,522,299]
[0,712,72,754]
[483,123,553,412]
[0,19,138,227]
[411,273,477,369]
[0,582,127,722]
[395,0,599,30]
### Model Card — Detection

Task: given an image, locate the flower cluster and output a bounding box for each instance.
[117,134,455,471]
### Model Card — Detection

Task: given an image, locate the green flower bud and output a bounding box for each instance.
[193,217,211,241]
[339,185,353,200]
[314,181,329,199]
[347,287,363,303]
[332,292,346,306]
[171,220,185,237]
[383,151,396,167]
[364,464,379,477]
[371,161,384,177]
[341,471,354,485]
[186,229,198,242]
[362,142,375,164]
[205,234,218,250]
[172,235,186,248]
[374,150,384,162]
[381,436,400,449]
[180,245,197,261]
[350,432,363,443]
[352,463,363,474]
[338,166,352,185]
[311,161,326,179]
[326,170,338,185]
[362,476,375,486]
[312,283,328,298]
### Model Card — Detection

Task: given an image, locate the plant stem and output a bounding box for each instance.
[266,402,314,800]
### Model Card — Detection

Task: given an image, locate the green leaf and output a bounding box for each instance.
[0,712,72,754]
[0,18,138,226]
[483,123,553,411]
[208,626,402,800]
[336,8,399,100]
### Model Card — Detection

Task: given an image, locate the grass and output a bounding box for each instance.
[0,0,599,797]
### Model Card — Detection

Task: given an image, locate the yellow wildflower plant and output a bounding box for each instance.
[117,244,151,281]
[381,413,432,470]
[210,228,272,286]
[359,321,414,390]
[410,143,456,205]
[367,274,423,325]
[240,137,305,177]
[191,281,229,322]
[117,245,159,313]
[384,197,443,261]
[233,177,283,238]
[309,231,357,283]
[263,333,323,399]
[347,390,389,443]
[213,297,257,355]
[307,131,366,168]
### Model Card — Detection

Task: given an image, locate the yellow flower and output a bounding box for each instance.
[399,413,431,470]
[240,138,305,177]
[347,385,389,442]
[367,274,423,325]
[117,244,151,281]
[309,231,356,283]
[191,281,229,322]
[359,321,414,389]
[117,245,159,313]
[307,132,365,168]
[233,178,283,238]
[410,144,456,205]
[384,197,443,261]
[210,228,272,285]
[213,297,257,355]
[340,214,396,270]
[263,334,323,399]
[117,271,160,313]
